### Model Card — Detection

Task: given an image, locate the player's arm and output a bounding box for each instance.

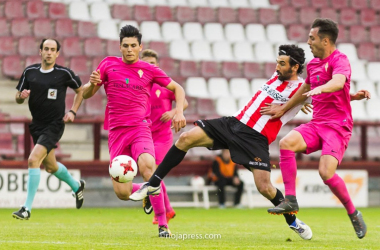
[64,86,84,123]
[350,89,371,101]
[160,98,189,122]
[15,90,30,104]
[83,70,102,99]
[304,74,345,97]
[165,81,186,132]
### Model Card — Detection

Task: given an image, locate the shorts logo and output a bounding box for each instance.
[144,147,149,150]
[197,120,205,127]
[331,150,337,153]
[254,157,262,162]
[249,158,268,167]
[48,88,57,100]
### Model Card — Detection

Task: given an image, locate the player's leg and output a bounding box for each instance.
[161,181,176,223]
[253,169,312,240]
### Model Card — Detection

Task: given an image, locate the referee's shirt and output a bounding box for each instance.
[16,64,82,123]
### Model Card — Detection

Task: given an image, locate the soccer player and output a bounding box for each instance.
[264,18,370,239]
[82,25,186,237]
[141,49,189,225]
[13,38,86,220]
[131,44,315,240]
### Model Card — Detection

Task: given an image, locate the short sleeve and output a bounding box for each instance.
[16,68,31,91]
[96,58,109,86]
[331,54,351,81]
[152,65,172,87]
[305,64,311,84]
[65,67,82,89]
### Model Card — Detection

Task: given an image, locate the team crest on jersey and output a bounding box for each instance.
[47,88,57,100]
[138,69,144,78]
[155,89,161,98]
[325,62,329,72]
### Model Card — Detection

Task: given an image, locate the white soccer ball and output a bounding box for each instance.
[109,155,138,183]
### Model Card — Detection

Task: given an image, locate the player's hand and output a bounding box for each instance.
[303,86,322,97]
[171,113,186,133]
[352,89,371,100]
[301,103,313,114]
[63,112,75,123]
[19,89,31,99]
[260,103,285,119]
[160,109,176,123]
[90,70,102,86]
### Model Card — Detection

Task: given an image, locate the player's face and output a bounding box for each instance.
[307,27,324,59]
[120,37,142,64]
[141,56,158,66]
[40,39,59,66]
[276,55,294,81]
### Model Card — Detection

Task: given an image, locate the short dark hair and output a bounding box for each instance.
[39,38,61,51]
[311,18,339,44]
[119,25,142,44]
[278,44,305,74]
[141,49,158,61]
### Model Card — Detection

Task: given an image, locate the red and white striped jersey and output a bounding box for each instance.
[235,73,305,144]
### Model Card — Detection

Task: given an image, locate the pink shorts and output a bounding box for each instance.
[108,125,155,163]
[294,122,352,164]
[152,130,173,165]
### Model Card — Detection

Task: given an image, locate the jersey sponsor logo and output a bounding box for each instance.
[138,69,144,78]
[47,88,57,100]
[113,82,144,90]
[125,78,129,84]
[261,84,288,102]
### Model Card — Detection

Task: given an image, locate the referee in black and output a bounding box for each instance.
[12,39,86,220]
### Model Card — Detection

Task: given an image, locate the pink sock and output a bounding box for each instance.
[150,188,167,227]
[161,181,173,212]
[280,149,297,196]
[324,174,356,214]
[132,183,143,194]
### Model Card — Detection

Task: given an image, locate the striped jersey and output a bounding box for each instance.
[235,73,305,144]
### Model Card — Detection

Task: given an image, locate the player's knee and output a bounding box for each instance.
[176,132,194,150]
[115,190,131,201]
[27,155,40,168]
[279,137,294,150]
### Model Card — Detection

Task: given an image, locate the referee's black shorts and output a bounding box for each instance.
[29,120,65,154]
[194,117,271,172]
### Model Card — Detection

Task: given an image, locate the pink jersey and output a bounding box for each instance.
[305,49,353,130]
[235,73,304,144]
[150,84,175,136]
[97,57,172,130]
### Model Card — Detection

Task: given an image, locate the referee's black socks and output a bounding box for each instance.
[270,188,296,225]
[149,145,187,187]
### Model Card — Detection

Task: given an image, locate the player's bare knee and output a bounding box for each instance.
[27,155,40,168]
[176,132,194,150]
[115,191,130,201]
[279,137,294,150]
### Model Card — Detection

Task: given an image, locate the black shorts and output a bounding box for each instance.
[29,120,65,154]
[195,117,271,172]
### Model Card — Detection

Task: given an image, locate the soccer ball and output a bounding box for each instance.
[109,155,138,183]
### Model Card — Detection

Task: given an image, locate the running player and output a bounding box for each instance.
[13,38,85,220]
[82,25,186,237]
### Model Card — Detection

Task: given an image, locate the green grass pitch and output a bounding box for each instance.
[1,207,379,249]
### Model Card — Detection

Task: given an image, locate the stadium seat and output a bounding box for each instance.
[217,7,237,24]
[212,41,234,62]
[243,62,263,79]
[183,22,204,41]
[84,93,105,116]
[237,8,257,25]
[134,5,153,22]
[279,7,297,26]
[287,24,308,42]
[62,37,83,57]
[197,98,218,118]
[69,2,91,21]
[161,22,182,41]
[167,0,188,7]
[290,0,309,8]
[209,0,229,8]
[229,78,251,98]
[186,77,209,98]
[351,0,369,9]
[111,4,132,20]
[254,42,276,62]
[0,133,17,157]
[179,60,198,77]
[140,21,162,42]
[349,25,369,45]
[2,55,24,79]
[258,8,278,25]
[200,61,221,78]
[97,20,119,40]
[127,0,147,5]
[224,23,245,42]
[55,19,75,38]
[233,42,255,62]
[92,56,104,70]
[25,56,41,66]
[337,25,349,43]
[90,2,111,22]
[216,97,237,116]
[366,99,380,120]
[264,62,277,79]
[266,24,290,43]
[228,0,249,8]
[249,0,272,8]
[56,56,66,67]
[366,62,380,81]
[310,0,329,8]
[197,7,216,24]
[77,21,97,38]
[0,37,16,56]
[370,0,380,11]
[246,24,267,43]
[169,40,191,60]
[320,9,338,22]
[11,18,32,37]
[0,18,9,36]
[9,115,26,135]
[119,20,139,31]
[208,77,230,99]
[222,62,242,78]
[105,40,120,56]
[350,61,368,81]
[159,57,178,77]
[69,56,90,76]
[149,41,168,58]
[5,1,24,19]
[370,26,380,44]
[251,78,267,94]
[84,38,104,57]
[299,7,318,26]
[147,0,167,6]
[356,80,377,98]
[269,0,289,6]
[360,9,377,27]
[181,96,199,123]
[104,0,124,3]
[204,23,225,42]
[48,3,68,19]
[175,6,196,23]
[340,8,358,26]
[358,43,377,61]
[331,0,348,9]
[18,37,38,56]
[33,18,54,38]
[297,43,314,62]
[351,101,368,120]
[26,1,46,19]
[188,0,209,7]
[337,43,359,62]
[191,41,213,61]
[155,6,173,23]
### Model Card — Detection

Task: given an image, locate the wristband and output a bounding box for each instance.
[69,110,77,116]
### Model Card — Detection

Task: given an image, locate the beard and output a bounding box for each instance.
[277,68,293,81]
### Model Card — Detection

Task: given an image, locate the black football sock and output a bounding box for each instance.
[149,145,187,187]
[270,188,296,225]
